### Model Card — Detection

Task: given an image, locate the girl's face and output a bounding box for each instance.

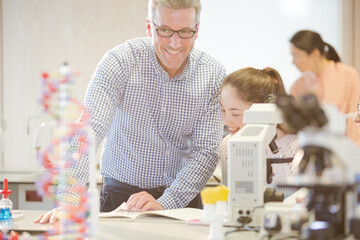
[220,85,252,135]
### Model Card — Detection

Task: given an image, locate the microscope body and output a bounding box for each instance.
[297,104,360,239]
[274,94,360,239]
[297,104,360,183]
[227,103,283,226]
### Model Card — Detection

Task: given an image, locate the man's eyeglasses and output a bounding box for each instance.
[358,104,360,114]
[150,21,197,39]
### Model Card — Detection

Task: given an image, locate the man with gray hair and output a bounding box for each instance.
[35,0,225,223]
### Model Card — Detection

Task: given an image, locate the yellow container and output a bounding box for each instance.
[201,185,229,204]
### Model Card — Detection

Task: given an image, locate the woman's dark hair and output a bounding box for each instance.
[290,30,341,63]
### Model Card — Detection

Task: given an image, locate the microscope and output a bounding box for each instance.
[271,94,360,240]
[227,103,292,227]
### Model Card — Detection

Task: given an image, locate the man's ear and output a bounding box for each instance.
[146,19,152,37]
[195,22,200,40]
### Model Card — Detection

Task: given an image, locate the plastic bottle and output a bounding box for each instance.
[0,178,13,229]
[201,187,216,224]
[215,185,229,222]
[201,185,229,240]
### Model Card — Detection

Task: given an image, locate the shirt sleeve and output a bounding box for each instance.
[157,68,226,209]
[57,51,125,204]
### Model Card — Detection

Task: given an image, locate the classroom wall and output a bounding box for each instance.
[0,0,148,171]
[196,0,340,90]
[0,0,358,172]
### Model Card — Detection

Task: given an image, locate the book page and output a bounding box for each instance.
[137,208,203,221]
[99,202,203,221]
[99,202,140,219]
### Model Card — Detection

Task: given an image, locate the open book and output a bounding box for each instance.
[99,202,203,221]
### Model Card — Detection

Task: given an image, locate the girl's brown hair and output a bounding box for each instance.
[221,67,287,103]
[221,67,289,133]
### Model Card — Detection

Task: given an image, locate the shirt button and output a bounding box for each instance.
[165,151,170,155]
[161,107,166,111]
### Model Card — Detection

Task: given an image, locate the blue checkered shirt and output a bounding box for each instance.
[71,37,225,209]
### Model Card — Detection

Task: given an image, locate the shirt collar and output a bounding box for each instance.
[149,42,192,81]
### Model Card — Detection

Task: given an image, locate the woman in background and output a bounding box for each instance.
[290,30,360,146]
[219,67,299,198]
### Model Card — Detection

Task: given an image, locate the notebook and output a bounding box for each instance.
[99,202,203,222]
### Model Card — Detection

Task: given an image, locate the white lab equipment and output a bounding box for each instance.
[227,103,286,227]
[266,94,360,239]
[261,202,308,237]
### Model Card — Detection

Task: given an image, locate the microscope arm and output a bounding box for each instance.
[266,158,293,184]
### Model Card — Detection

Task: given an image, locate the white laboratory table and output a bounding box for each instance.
[11,210,260,240]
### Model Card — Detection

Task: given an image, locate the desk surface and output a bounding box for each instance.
[12,210,260,240]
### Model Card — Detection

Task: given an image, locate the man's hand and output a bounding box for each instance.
[34,207,60,224]
[126,191,164,212]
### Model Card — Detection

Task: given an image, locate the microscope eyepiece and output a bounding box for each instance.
[276,94,328,133]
